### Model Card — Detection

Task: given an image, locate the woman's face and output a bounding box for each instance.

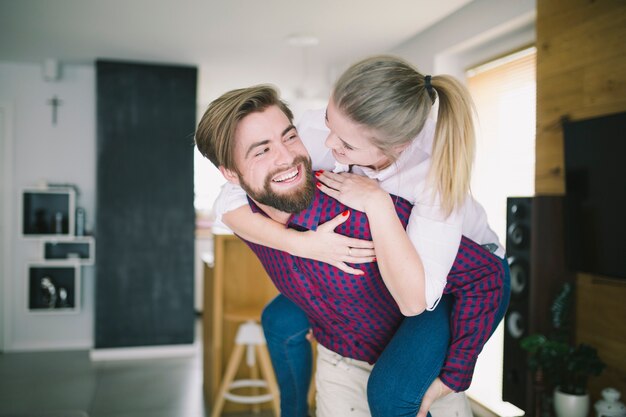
[324,98,392,170]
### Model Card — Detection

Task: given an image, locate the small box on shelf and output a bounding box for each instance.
[26,262,80,313]
[41,237,95,266]
[21,187,76,239]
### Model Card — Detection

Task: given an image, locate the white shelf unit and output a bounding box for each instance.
[20,186,94,314]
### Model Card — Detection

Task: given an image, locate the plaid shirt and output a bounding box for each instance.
[243,186,505,392]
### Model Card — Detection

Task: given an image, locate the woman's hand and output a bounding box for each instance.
[315,170,389,213]
[416,377,453,417]
[293,210,375,275]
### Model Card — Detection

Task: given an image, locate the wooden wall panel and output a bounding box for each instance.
[576,274,626,399]
[535,0,626,194]
[536,0,626,402]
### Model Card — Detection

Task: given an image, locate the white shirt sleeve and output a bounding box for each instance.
[405,195,464,311]
[462,197,505,257]
[212,182,248,225]
[298,109,337,171]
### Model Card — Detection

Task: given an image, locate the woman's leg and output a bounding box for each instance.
[261,294,312,417]
[367,258,511,417]
[367,295,452,417]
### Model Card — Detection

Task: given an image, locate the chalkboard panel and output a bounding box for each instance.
[95,60,196,348]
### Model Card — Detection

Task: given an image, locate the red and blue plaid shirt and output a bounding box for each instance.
[243,186,505,391]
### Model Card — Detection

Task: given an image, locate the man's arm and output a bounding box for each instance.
[439,241,506,391]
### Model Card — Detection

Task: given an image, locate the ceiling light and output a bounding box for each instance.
[286,34,319,47]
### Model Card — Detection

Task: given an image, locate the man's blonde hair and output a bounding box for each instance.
[195,85,293,172]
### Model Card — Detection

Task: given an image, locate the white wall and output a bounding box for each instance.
[391,0,535,75]
[0,62,96,351]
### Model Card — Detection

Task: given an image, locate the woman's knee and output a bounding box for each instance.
[368,368,418,417]
[367,369,393,415]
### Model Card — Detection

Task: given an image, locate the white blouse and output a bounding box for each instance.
[213,108,504,310]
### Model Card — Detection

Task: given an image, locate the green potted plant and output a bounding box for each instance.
[521,283,606,417]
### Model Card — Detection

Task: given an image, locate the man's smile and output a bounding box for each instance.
[271,164,303,185]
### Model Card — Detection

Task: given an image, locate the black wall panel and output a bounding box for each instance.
[95,60,196,348]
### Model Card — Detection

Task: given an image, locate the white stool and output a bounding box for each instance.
[211,320,280,417]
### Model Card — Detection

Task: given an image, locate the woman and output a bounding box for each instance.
[213,55,510,417]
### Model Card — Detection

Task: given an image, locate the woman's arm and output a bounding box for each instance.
[223,206,375,274]
[215,182,376,275]
[317,172,429,315]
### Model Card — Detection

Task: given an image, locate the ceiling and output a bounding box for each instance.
[0,0,473,101]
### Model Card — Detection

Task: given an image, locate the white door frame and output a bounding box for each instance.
[0,101,15,351]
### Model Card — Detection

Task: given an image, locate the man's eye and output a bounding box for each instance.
[254,148,269,157]
[286,134,297,142]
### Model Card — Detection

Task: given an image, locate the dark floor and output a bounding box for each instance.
[0,322,274,417]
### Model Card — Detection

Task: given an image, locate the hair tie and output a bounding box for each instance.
[424,75,433,94]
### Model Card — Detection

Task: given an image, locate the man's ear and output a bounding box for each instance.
[219,166,240,185]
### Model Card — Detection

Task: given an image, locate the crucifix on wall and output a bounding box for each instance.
[47,95,63,125]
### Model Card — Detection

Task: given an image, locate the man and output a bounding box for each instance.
[195,85,482,417]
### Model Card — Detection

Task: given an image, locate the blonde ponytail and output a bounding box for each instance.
[333,55,475,216]
[428,75,476,216]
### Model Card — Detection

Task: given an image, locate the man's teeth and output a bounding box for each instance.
[273,168,298,182]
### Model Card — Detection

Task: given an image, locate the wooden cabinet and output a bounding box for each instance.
[202,233,279,412]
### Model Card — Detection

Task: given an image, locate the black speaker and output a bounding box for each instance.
[502,196,571,414]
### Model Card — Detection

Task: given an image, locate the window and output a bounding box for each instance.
[465,46,536,417]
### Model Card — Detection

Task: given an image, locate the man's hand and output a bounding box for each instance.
[416,377,453,417]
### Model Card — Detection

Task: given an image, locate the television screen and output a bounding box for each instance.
[563,111,626,279]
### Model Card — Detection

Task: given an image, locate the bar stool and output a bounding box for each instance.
[211,316,280,417]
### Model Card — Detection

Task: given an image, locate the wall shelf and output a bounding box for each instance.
[41,237,95,266]
[21,187,76,239]
[20,185,94,316]
[26,262,81,314]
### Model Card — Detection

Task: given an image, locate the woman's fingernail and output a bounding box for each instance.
[315,172,321,177]
[342,210,350,217]
[373,257,377,262]
[316,182,321,187]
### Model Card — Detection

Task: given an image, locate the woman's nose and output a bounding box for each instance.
[325,132,339,149]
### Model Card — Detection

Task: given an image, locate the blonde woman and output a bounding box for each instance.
[210,56,510,417]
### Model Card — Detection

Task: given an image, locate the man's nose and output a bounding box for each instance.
[274,143,295,165]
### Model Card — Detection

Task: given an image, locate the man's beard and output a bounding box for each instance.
[238,155,316,213]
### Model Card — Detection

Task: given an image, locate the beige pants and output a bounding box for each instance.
[315,343,473,417]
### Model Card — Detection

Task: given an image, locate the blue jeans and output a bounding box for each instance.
[261,257,511,417]
[261,294,313,417]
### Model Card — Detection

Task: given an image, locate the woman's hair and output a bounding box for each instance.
[332,55,476,216]
[195,85,293,172]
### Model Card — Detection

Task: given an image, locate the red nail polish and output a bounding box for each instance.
[316,182,321,187]
[373,257,377,262]
[315,172,321,177]
[342,210,349,217]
